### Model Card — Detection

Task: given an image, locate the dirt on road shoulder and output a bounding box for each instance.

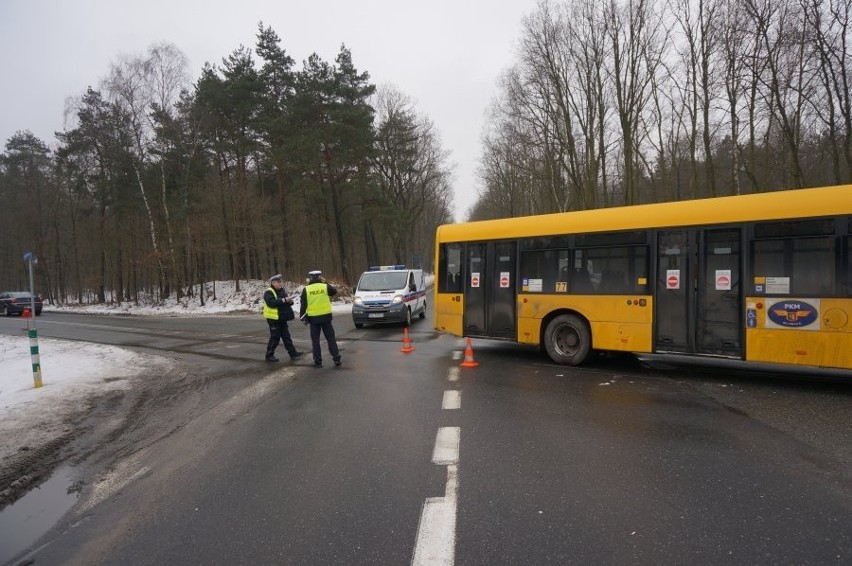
[0,356,280,510]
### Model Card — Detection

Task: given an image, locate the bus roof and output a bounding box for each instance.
[437,185,852,243]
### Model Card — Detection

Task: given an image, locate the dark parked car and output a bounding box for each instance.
[0,291,43,316]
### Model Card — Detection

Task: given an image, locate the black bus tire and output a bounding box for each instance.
[543,314,591,366]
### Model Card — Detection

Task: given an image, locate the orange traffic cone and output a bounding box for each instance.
[460,337,479,368]
[400,327,415,353]
[20,307,31,331]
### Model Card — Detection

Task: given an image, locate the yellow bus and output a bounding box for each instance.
[433,185,852,370]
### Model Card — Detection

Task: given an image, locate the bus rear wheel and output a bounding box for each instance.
[544,314,591,366]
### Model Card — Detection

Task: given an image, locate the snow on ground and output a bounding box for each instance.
[0,336,174,468]
[44,274,432,317]
[1,274,431,463]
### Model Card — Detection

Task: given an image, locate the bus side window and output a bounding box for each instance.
[440,243,463,293]
[571,250,592,293]
[572,268,593,293]
[845,235,852,295]
[449,270,461,292]
[599,269,626,293]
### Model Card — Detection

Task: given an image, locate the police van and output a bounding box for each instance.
[352,265,427,328]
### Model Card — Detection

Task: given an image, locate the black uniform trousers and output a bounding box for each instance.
[308,314,340,365]
[266,319,297,359]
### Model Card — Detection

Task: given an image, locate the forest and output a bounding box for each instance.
[472,0,851,218]
[0,25,454,304]
[2,0,851,305]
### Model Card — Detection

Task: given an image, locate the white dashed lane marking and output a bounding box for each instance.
[412,353,466,565]
[442,390,460,410]
[411,464,458,566]
[447,367,459,382]
[432,427,460,465]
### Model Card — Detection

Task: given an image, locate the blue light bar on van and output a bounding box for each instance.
[368,264,406,271]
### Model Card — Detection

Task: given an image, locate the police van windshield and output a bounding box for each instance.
[358,272,409,292]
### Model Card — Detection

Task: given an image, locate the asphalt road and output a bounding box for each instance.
[3,310,851,564]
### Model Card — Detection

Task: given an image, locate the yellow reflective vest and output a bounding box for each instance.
[263,287,281,320]
[305,282,332,317]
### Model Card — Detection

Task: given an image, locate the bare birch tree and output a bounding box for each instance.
[605,0,668,204]
[671,0,722,197]
[804,0,852,184]
[147,42,190,295]
[744,0,816,188]
[372,84,453,264]
[104,56,161,294]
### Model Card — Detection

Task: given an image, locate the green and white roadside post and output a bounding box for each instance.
[23,251,42,388]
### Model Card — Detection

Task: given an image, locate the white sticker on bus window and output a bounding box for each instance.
[715,270,732,290]
[528,279,542,292]
[765,277,790,294]
[471,272,480,288]
[499,272,510,288]
[666,270,680,290]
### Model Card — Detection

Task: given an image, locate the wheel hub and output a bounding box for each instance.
[555,325,579,355]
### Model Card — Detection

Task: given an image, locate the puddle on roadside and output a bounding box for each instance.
[0,466,79,564]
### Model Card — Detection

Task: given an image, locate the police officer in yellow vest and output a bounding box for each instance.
[263,274,304,362]
[298,270,341,368]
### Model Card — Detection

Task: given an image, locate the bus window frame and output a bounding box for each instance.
[438,242,463,294]
[749,218,839,298]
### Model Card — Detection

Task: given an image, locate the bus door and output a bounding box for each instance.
[697,228,742,356]
[464,241,516,339]
[656,231,692,352]
[655,229,743,357]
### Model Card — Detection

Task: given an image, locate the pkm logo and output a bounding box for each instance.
[767,301,818,328]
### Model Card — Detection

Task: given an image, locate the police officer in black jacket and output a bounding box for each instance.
[263,274,304,362]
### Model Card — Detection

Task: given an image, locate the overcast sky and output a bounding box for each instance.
[0,0,540,220]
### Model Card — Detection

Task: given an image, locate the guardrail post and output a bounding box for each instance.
[28,327,43,388]
[24,250,43,388]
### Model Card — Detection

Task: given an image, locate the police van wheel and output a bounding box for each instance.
[403,308,412,327]
[419,301,427,319]
[543,314,590,366]
[355,323,364,329]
